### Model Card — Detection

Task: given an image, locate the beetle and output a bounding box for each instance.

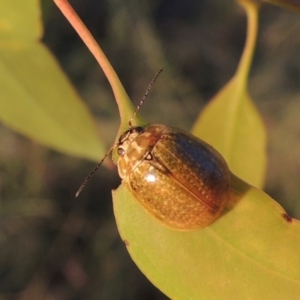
[116,123,231,230]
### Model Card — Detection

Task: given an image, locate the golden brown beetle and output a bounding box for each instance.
[116,123,231,230]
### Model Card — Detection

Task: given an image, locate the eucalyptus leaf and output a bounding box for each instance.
[0,0,104,161]
[113,176,300,300]
[192,78,266,188]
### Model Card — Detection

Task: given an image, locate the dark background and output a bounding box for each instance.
[1,0,300,299]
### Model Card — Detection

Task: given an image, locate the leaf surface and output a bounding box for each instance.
[0,0,104,161]
[113,176,300,300]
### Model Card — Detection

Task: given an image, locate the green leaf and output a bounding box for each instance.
[192,0,266,188]
[192,78,266,188]
[0,0,104,161]
[113,176,300,300]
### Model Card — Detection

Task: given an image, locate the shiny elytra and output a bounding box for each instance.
[117,124,231,230]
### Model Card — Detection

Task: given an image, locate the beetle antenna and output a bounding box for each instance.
[129,68,163,128]
[75,68,163,197]
[75,144,116,197]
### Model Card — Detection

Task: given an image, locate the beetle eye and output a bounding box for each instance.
[135,126,144,133]
[118,147,125,156]
[119,131,128,143]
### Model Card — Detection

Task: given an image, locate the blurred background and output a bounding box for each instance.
[1,0,300,299]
